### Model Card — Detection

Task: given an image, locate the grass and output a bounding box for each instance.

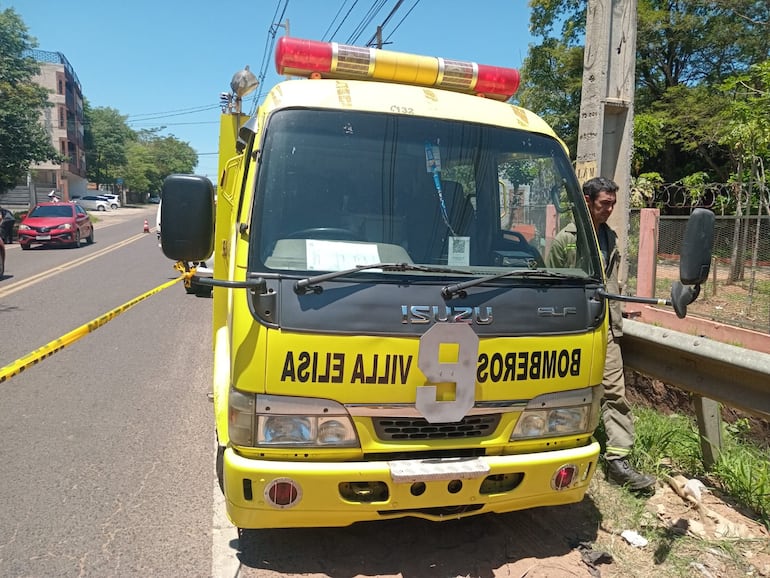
[632,407,770,528]
[588,406,770,576]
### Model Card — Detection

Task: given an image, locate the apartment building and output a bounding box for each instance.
[27,49,87,200]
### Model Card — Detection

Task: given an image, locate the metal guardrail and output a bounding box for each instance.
[621,319,770,420]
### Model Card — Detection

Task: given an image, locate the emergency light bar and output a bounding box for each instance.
[275,37,520,101]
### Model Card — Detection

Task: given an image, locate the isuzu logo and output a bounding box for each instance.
[401,305,493,325]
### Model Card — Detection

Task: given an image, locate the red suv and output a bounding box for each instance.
[18,202,94,250]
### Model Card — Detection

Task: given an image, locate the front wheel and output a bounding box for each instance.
[85,227,94,245]
[216,445,225,494]
[71,230,81,248]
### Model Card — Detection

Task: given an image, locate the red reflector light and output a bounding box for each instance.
[275,36,519,101]
[275,37,333,74]
[265,478,302,508]
[552,465,577,490]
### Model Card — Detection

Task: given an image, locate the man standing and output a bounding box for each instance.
[546,176,655,492]
[0,206,14,243]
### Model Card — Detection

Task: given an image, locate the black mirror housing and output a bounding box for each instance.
[160,174,215,262]
[679,208,714,285]
[669,208,715,318]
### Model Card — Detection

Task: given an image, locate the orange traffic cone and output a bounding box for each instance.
[143,219,150,233]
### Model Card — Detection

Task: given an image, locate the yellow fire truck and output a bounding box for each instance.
[160,37,713,530]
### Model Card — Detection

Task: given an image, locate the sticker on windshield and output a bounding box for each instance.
[305,239,380,270]
[425,143,441,173]
[447,236,470,266]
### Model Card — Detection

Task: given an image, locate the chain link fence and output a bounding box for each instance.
[627,210,770,334]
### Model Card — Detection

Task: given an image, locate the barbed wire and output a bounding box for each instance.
[631,181,769,212]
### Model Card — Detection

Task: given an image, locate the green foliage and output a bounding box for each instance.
[525,0,770,184]
[633,405,770,528]
[84,106,197,194]
[680,171,711,206]
[517,38,584,155]
[630,172,663,208]
[0,8,60,193]
[130,131,197,194]
[84,104,133,186]
[633,408,705,476]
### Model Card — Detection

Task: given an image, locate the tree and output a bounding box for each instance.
[0,8,59,193]
[84,104,134,187]
[124,130,197,194]
[522,0,770,182]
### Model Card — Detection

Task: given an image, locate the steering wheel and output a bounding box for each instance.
[285,227,361,241]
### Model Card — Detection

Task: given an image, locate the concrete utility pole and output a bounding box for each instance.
[575,0,637,283]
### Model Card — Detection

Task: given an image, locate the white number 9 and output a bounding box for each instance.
[416,323,479,423]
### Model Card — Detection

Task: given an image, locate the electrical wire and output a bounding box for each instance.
[365,0,405,47]
[321,0,352,42]
[248,0,291,115]
[346,0,388,45]
[326,0,361,42]
[383,0,421,44]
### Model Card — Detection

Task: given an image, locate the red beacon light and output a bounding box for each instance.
[275,36,520,101]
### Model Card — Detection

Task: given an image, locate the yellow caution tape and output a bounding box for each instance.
[0,275,185,384]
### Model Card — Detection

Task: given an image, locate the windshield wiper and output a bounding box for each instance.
[294,263,471,294]
[442,269,585,299]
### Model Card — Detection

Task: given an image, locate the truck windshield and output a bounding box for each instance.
[251,109,600,281]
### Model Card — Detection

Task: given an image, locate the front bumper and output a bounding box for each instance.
[223,440,600,529]
[18,230,76,247]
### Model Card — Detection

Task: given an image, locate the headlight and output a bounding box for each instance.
[510,387,600,440]
[18,224,30,230]
[62,223,73,230]
[228,391,359,448]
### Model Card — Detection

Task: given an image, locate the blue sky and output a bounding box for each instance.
[6,0,536,179]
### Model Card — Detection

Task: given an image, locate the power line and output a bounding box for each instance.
[383,0,421,44]
[126,103,220,120]
[346,0,389,45]
[326,0,361,42]
[248,0,291,115]
[321,0,352,42]
[365,0,405,47]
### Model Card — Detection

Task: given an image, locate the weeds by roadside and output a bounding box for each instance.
[633,406,770,528]
[587,405,770,577]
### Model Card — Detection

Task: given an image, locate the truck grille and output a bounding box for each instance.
[373,414,500,441]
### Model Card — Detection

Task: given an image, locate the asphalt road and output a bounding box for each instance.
[0,206,220,576]
[0,206,598,578]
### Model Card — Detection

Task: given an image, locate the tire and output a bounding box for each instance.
[216,444,225,494]
[110,204,118,210]
[71,230,81,248]
[97,205,106,212]
[20,242,29,251]
[85,227,94,245]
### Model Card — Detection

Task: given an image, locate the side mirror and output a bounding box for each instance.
[160,174,215,262]
[671,208,715,318]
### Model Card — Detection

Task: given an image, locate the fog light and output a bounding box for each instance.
[552,465,577,490]
[265,478,302,508]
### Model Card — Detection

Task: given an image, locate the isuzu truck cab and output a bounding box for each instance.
[160,37,713,530]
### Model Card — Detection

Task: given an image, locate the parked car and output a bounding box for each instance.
[75,195,111,212]
[18,202,94,250]
[97,193,121,209]
[148,195,161,204]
